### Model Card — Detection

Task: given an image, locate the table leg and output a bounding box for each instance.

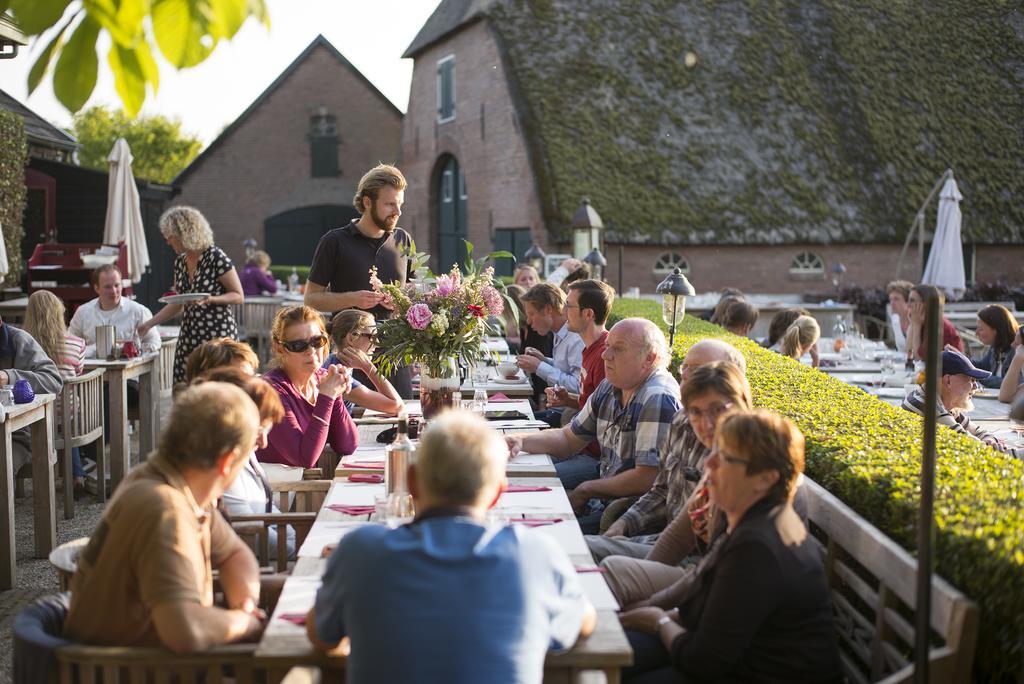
[0,428,14,589]
[138,369,156,461]
[109,370,129,492]
[31,404,56,557]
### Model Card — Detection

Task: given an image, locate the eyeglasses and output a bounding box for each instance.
[358,331,378,341]
[713,447,750,467]
[279,334,329,353]
[685,401,734,424]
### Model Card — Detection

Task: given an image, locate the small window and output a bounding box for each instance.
[492,228,532,277]
[437,55,455,123]
[653,252,690,274]
[309,107,339,178]
[458,169,467,199]
[442,169,453,202]
[789,251,825,275]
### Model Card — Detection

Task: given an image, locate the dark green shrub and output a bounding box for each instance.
[0,111,26,289]
[269,265,310,284]
[609,297,1024,679]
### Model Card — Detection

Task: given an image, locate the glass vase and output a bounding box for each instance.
[419,357,460,419]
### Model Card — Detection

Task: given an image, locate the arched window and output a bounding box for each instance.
[653,252,690,274]
[789,251,825,275]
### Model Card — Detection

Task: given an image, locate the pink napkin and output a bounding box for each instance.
[348,473,384,484]
[514,517,563,527]
[505,484,552,493]
[277,612,307,625]
[489,392,511,401]
[343,461,385,469]
[574,565,605,574]
[327,504,375,516]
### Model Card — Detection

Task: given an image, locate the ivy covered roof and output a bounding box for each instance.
[477,0,1024,245]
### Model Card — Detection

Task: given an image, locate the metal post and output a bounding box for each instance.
[668,294,677,349]
[618,244,624,293]
[915,293,942,683]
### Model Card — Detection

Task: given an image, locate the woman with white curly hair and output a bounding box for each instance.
[139,206,244,383]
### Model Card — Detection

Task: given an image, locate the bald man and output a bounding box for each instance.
[507,318,681,534]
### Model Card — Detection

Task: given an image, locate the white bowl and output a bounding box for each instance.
[81,254,118,268]
[497,363,519,379]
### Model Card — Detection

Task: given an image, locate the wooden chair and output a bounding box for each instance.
[231,477,330,572]
[56,368,106,519]
[243,300,284,368]
[232,512,317,573]
[804,479,979,683]
[56,643,264,684]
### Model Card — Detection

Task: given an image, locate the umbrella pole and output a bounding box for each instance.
[896,169,954,280]
[914,292,942,683]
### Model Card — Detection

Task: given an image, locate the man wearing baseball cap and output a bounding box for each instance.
[902,349,1023,460]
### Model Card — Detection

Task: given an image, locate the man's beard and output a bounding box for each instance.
[370,203,398,233]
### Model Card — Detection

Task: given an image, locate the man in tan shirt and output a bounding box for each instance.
[65,382,266,652]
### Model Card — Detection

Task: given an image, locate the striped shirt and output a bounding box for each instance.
[901,388,1023,460]
[60,334,86,379]
[617,412,709,537]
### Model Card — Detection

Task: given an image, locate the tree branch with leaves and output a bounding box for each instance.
[6,0,270,117]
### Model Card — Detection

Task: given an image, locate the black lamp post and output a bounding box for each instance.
[656,267,696,347]
[524,243,546,274]
[582,247,607,282]
[832,262,847,293]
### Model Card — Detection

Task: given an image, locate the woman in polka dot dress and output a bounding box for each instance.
[138,206,244,383]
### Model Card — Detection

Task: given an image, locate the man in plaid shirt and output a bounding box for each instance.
[587,340,748,561]
[506,318,680,533]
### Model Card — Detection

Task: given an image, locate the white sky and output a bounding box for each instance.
[0,0,443,145]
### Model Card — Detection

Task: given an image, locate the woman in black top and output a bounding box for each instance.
[619,410,842,684]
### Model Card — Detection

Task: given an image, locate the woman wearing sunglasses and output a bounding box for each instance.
[326,310,404,415]
[256,306,358,469]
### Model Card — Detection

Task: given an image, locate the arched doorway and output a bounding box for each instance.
[264,204,359,266]
[434,155,468,273]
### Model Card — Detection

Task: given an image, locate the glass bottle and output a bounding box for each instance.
[385,415,414,495]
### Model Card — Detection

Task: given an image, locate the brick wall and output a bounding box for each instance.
[400,20,546,265]
[602,243,1024,295]
[173,42,402,267]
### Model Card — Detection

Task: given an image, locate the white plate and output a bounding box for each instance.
[159,292,210,305]
[492,375,526,384]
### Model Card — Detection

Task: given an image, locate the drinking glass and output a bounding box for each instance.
[881,356,895,375]
[386,493,415,528]
[471,389,488,414]
[472,361,490,387]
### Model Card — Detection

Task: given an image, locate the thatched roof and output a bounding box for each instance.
[446,0,1024,245]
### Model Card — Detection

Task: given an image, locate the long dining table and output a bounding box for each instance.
[254,398,633,682]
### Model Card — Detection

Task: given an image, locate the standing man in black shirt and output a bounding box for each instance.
[305,164,414,398]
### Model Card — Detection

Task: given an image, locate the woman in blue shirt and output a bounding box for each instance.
[973,305,1020,388]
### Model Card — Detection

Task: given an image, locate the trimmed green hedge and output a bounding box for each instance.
[269,265,310,284]
[0,111,27,289]
[609,297,1023,679]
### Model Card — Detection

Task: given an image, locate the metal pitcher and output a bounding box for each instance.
[95,325,116,360]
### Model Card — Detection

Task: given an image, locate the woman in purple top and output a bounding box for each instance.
[257,305,358,468]
[240,250,279,296]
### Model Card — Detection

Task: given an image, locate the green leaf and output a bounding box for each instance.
[52,15,100,113]
[151,0,213,68]
[83,0,145,46]
[9,0,73,35]
[208,0,248,39]
[26,10,78,95]
[134,37,160,92]
[109,43,145,117]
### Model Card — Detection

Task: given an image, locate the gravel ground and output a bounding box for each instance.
[0,480,107,684]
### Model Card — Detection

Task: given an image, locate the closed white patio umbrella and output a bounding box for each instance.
[921,176,966,300]
[103,138,149,283]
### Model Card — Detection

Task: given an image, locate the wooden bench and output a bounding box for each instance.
[804,479,979,683]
